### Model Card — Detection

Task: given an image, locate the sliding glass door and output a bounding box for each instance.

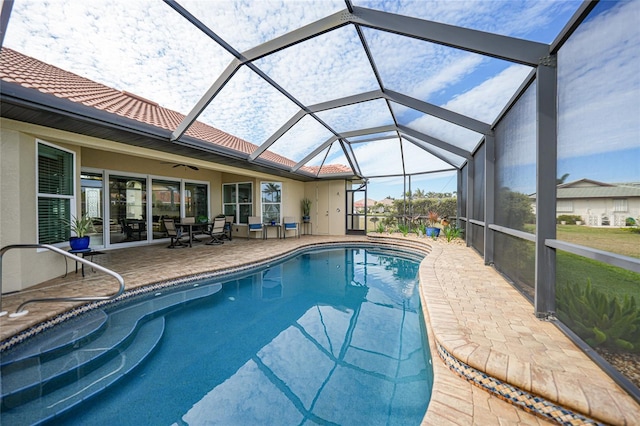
[109,175,147,244]
[81,171,104,247]
[152,179,181,240]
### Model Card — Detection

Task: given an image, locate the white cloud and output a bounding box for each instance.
[557,0,640,158]
[5,0,232,114]
[443,64,532,123]
[7,0,622,183]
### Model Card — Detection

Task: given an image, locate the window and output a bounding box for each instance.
[37,141,75,244]
[185,182,208,220]
[261,182,282,223]
[613,199,628,212]
[556,200,573,212]
[223,182,252,223]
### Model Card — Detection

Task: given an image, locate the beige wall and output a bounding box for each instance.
[0,118,347,291]
[306,180,345,236]
[1,124,80,291]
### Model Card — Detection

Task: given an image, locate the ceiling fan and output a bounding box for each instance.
[161,162,199,171]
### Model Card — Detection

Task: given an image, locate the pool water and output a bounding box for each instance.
[12,247,433,425]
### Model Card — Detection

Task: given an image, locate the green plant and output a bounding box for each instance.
[301,198,312,216]
[443,224,462,242]
[376,221,385,233]
[397,223,409,236]
[557,214,582,225]
[556,279,640,352]
[63,214,95,238]
[426,211,439,227]
[626,217,640,234]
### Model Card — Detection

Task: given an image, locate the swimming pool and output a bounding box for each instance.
[1,246,433,425]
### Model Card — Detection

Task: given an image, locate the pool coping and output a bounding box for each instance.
[409,237,640,426]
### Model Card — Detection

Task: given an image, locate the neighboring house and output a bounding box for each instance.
[531,179,640,226]
[354,198,377,213]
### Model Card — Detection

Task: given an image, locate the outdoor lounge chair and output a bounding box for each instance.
[162,218,189,248]
[283,217,299,238]
[206,217,227,245]
[248,216,264,239]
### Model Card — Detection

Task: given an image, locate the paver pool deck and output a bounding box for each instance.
[1,234,638,425]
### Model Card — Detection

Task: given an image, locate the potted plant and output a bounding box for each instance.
[301,198,312,223]
[425,210,440,238]
[63,214,95,250]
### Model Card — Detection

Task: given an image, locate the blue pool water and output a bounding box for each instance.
[4,247,433,425]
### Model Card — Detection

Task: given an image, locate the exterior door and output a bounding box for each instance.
[315,182,330,235]
[346,182,366,235]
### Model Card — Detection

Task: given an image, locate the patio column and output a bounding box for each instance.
[534,56,558,318]
[466,158,474,247]
[484,135,495,265]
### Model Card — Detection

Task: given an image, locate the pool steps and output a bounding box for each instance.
[0,283,222,424]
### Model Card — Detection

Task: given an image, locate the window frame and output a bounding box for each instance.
[613,198,628,213]
[556,200,573,212]
[223,182,253,224]
[36,139,76,245]
[261,181,282,224]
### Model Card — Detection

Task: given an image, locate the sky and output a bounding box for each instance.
[3,0,638,201]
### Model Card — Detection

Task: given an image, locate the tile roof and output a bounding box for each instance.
[0,47,351,176]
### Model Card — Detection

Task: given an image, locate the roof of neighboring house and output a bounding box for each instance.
[354,198,377,208]
[377,198,395,206]
[530,179,640,199]
[557,186,640,199]
[557,178,615,189]
[0,47,351,177]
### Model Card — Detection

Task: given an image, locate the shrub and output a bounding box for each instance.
[397,223,409,236]
[556,279,640,352]
[557,214,583,225]
[442,224,462,242]
[625,217,640,234]
[375,222,385,233]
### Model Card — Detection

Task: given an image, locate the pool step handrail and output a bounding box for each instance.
[0,243,125,317]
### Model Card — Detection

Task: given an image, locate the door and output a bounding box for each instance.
[315,182,330,235]
[346,181,366,235]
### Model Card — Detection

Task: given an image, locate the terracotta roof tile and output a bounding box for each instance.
[0,47,351,176]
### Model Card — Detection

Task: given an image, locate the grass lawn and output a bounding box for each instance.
[519,224,639,300]
[557,251,640,300]
[555,225,639,259]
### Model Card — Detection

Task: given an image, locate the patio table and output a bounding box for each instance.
[263,223,282,239]
[176,222,211,247]
[67,248,105,277]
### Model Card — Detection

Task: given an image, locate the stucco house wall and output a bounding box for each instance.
[531,179,640,227]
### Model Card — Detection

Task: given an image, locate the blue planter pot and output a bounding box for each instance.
[69,236,90,250]
[425,227,440,237]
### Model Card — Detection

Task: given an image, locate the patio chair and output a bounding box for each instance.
[283,217,299,238]
[222,215,234,240]
[162,218,189,248]
[206,217,227,245]
[248,216,265,239]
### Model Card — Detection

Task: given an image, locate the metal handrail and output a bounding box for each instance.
[0,244,125,317]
